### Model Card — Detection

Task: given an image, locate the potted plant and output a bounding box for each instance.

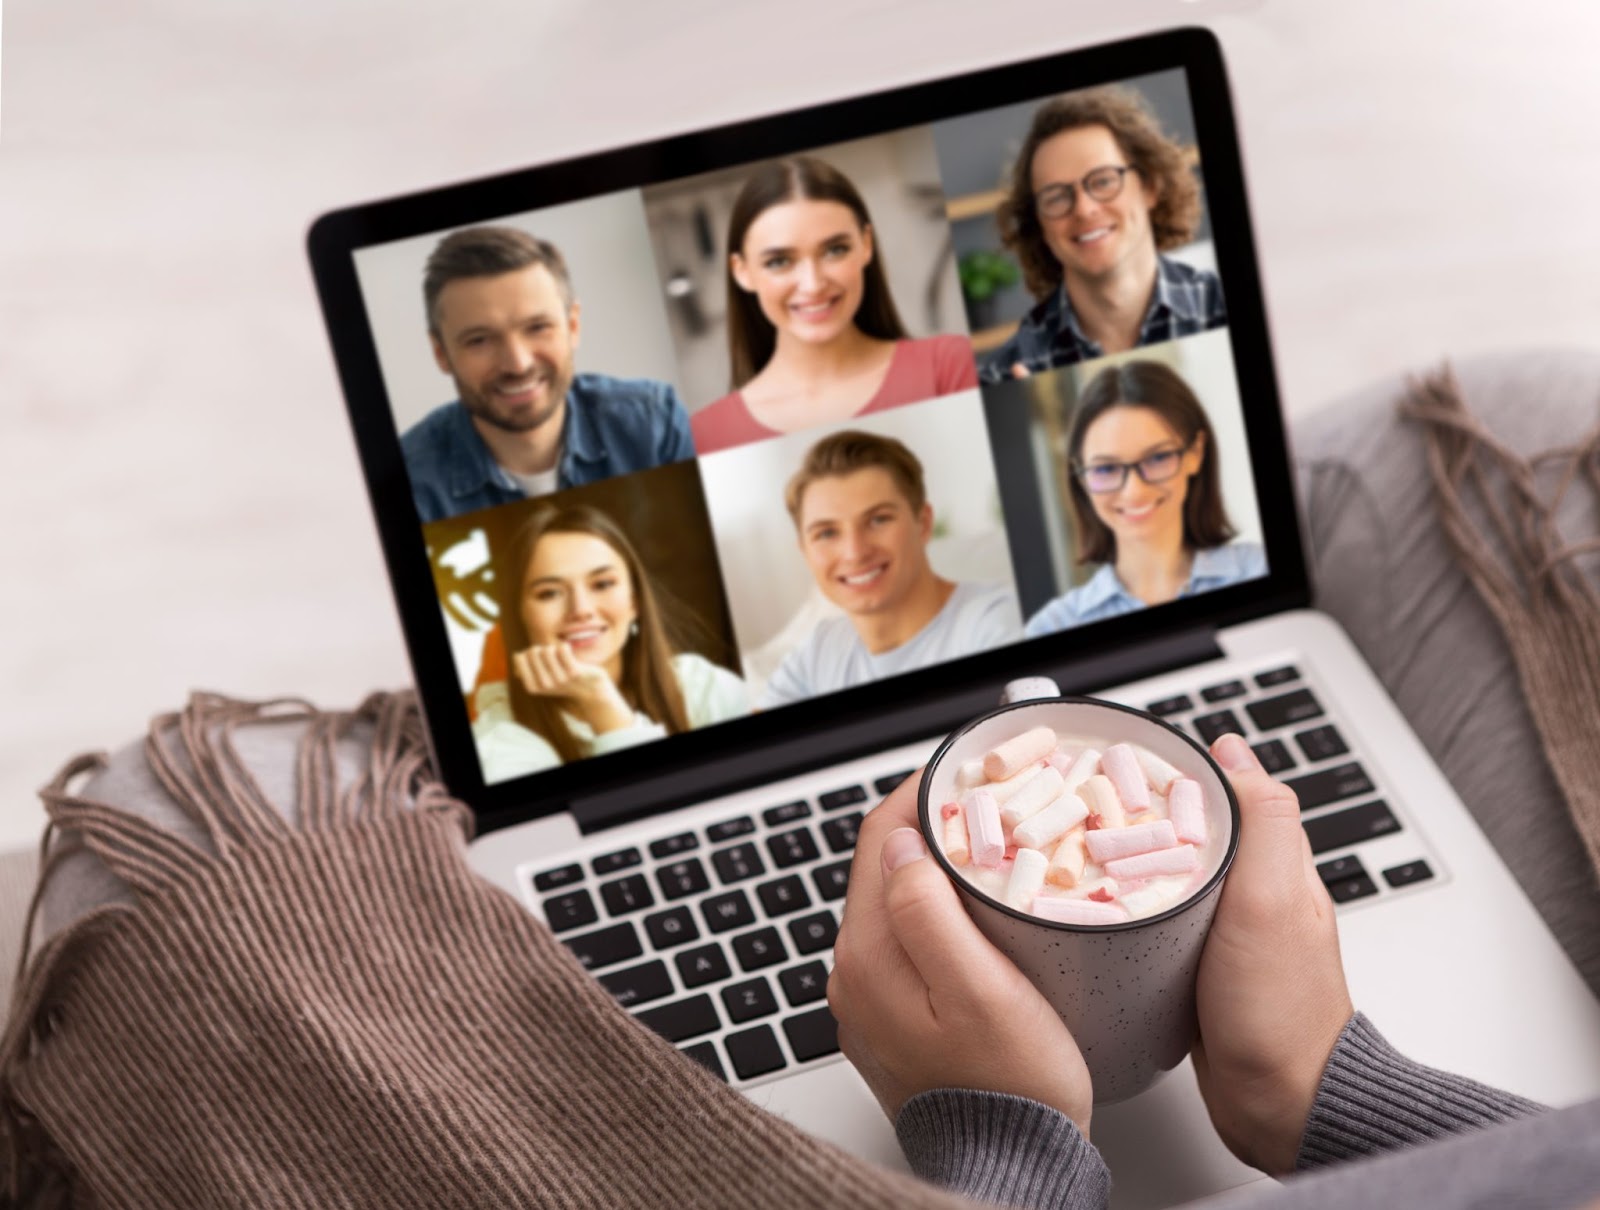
[958,250,1021,331]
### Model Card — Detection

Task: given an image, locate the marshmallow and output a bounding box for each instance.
[1084,819,1178,864]
[1118,886,1171,917]
[1168,779,1208,846]
[965,790,1006,868]
[1102,744,1152,813]
[1031,896,1130,926]
[941,803,970,865]
[1045,749,1075,776]
[1005,847,1050,911]
[978,761,1046,810]
[1059,747,1102,796]
[1046,829,1087,888]
[954,759,987,792]
[1135,746,1184,793]
[998,766,1065,828]
[1077,774,1127,830]
[983,726,1058,782]
[1103,845,1200,880]
[1013,788,1091,850]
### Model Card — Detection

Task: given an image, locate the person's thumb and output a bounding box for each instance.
[1211,733,1316,894]
[880,828,1012,1000]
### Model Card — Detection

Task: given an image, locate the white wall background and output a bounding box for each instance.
[6,0,1600,849]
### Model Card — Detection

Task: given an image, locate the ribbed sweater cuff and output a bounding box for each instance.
[1295,1011,1547,1169]
[897,1089,1110,1210]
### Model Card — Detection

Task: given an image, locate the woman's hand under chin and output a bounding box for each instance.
[511,642,635,734]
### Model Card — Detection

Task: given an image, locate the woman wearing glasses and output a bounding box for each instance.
[980,85,1226,384]
[1023,358,1264,634]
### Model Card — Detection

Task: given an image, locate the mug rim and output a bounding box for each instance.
[917,695,1242,934]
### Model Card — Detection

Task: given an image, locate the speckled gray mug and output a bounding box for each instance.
[918,696,1240,1104]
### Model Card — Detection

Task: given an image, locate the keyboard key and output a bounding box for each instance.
[780,961,830,1007]
[1193,709,1244,747]
[763,801,812,826]
[591,847,642,877]
[1295,724,1349,763]
[722,977,780,1024]
[1287,763,1376,811]
[812,859,852,901]
[1326,874,1380,905]
[649,832,700,859]
[636,994,720,1043]
[1315,855,1367,884]
[600,873,655,917]
[675,943,732,988]
[757,874,812,917]
[706,817,756,844]
[533,864,584,892]
[783,1007,841,1062]
[712,843,766,886]
[1251,739,1297,776]
[733,927,788,972]
[725,1024,787,1080]
[656,857,711,901]
[1246,689,1325,733]
[821,812,862,854]
[598,959,673,1008]
[767,827,821,869]
[1200,679,1248,703]
[702,889,757,934]
[1255,665,1301,688]
[874,770,913,795]
[679,1040,727,1080]
[562,921,643,971]
[820,785,869,812]
[1303,801,1402,855]
[542,889,598,934]
[1146,694,1193,717]
[788,910,839,956]
[644,906,700,950]
[1382,860,1435,889]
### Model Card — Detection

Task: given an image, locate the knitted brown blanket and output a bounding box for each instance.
[0,694,969,1208]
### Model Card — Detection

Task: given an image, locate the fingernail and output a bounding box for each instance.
[1214,733,1263,773]
[882,828,928,873]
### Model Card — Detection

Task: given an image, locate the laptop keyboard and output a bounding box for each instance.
[530,661,1437,1088]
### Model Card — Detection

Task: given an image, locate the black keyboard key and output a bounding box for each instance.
[636,994,720,1043]
[780,961,830,1007]
[1146,693,1193,717]
[591,847,642,877]
[783,1007,841,1063]
[706,816,756,844]
[650,832,700,859]
[725,1024,786,1080]
[1316,855,1367,884]
[812,859,852,901]
[1287,763,1376,811]
[533,863,584,892]
[1296,724,1349,763]
[1255,665,1301,688]
[1200,679,1248,703]
[702,889,757,934]
[767,827,821,869]
[757,874,813,918]
[712,843,766,886]
[1251,739,1297,776]
[563,921,643,971]
[788,910,839,956]
[675,943,732,988]
[656,857,710,901]
[598,959,673,1008]
[1326,874,1380,904]
[600,873,655,917]
[644,906,700,950]
[874,770,913,795]
[764,801,812,826]
[820,785,869,812]
[542,889,598,934]
[722,977,780,1024]
[1246,689,1325,733]
[1303,801,1402,855]
[821,812,863,854]
[679,1040,727,1080]
[1383,860,1435,889]
[1193,709,1244,747]
[732,926,788,972]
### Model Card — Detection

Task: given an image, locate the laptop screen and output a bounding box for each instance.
[312,30,1307,826]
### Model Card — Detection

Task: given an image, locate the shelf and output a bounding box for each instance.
[970,321,1019,354]
[945,188,1007,222]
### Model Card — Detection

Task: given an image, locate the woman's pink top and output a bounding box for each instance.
[690,334,979,455]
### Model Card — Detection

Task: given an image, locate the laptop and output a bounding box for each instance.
[307,27,1600,1208]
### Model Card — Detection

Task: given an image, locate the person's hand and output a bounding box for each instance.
[1009,361,1032,380]
[1191,733,1355,1176]
[827,771,1095,1136]
[510,643,634,734]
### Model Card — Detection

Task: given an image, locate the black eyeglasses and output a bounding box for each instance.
[1034,165,1134,219]
[1074,443,1190,494]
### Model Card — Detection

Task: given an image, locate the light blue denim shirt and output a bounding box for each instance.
[1023,542,1268,637]
[399,372,694,523]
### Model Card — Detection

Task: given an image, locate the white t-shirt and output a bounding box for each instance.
[759,581,1023,709]
[474,653,751,784]
[500,463,560,499]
